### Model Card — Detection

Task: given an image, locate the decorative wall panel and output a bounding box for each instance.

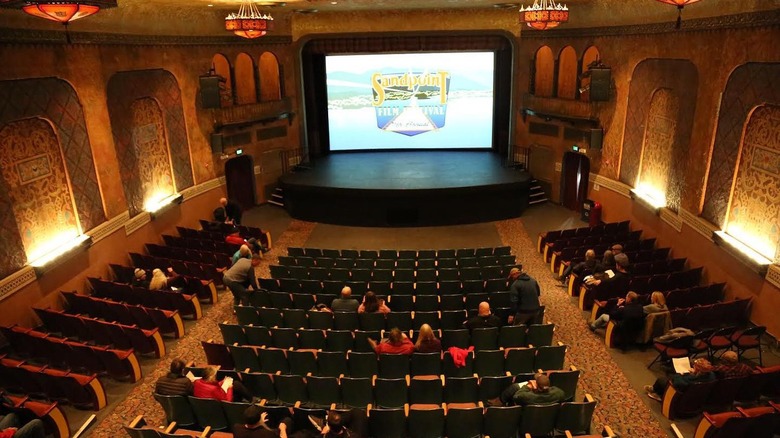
[259,51,282,102]
[557,46,577,100]
[0,77,104,232]
[107,69,194,216]
[0,118,80,263]
[702,63,780,227]
[534,46,554,97]
[235,53,257,105]
[620,59,698,212]
[131,98,175,211]
[637,88,679,205]
[725,105,780,262]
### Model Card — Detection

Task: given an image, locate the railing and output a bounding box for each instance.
[213,98,292,130]
[507,145,531,171]
[280,148,309,175]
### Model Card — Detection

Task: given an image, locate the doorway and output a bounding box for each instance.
[225,155,256,211]
[560,151,590,212]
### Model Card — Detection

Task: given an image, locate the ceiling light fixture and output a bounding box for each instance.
[225,0,274,39]
[0,0,117,23]
[519,0,569,30]
[654,0,702,29]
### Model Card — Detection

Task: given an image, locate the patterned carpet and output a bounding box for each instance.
[87,216,668,437]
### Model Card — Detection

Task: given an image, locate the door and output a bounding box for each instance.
[560,151,590,212]
[225,154,256,210]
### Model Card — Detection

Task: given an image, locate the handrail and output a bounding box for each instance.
[507,145,531,171]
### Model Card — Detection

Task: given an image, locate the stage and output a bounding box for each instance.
[279,151,531,226]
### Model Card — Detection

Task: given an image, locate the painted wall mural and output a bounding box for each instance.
[726,104,780,262]
[637,88,679,206]
[0,118,80,263]
[130,98,176,210]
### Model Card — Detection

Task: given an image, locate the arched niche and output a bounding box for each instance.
[235,53,258,105]
[130,97,176,210]
[580,46,600,102]
[557,46,578,100]
[258,51,282,102]
[636,88,680,207]
[534,46,555,97]
[212,53,233,107]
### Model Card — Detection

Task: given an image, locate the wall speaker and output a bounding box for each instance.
[210,133,224,154]
[200,75,223,109]
[590,128,603,150]
[589,68,611,102]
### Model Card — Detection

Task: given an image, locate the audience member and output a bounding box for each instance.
[149,267,184,291]
[331,286,360,312]
[464,302,502,330]
[309,409,368,438]
[367,327,415,355]
[223,254,262,306]
[589,291,644,332]
[221,197,243,225]
[643,291,668,314]
[414,324,442,353]
[644,358,715,402]
[232,244,252,265]
[499,373,566,406]
[598,250,615,274]
[358,291,390,314]
[226,229,248,246]
[0,413,45,438]
[610,244,623,255]
[713,351,753,378]
[232,405,290,438]
[132,268,150,289]
[559,249,599,284]
[587,253,630,287]
[213,206,228,223]
[193,366,253,402]
[154,359,193,396]
[507,266,541,326]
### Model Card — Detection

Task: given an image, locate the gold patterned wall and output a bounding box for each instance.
[130,98,175,208]
[0,118,80,261]
[637,88,679,204]
[726,104,780,262]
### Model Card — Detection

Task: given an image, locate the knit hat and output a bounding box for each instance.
[134,268,145,279]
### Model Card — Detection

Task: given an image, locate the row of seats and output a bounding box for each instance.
[668,298,752,333]
[195,221,272,248]
[62,290,184,338]
[146,243,232,270]
[269,265,516,282]
[649,325,765,368]
[693,402,780,438]
[0,356,107,411]
[0,392,70,438]
[287,246,512,260]
[128,253,223,286]
[553,246,670,275]
[543,230,644,263]
[151,396,599,438]
[259,276,512,296]
[278,255,517,270]
[0,325,141,383]
[592,283,726,320]
[110,264,218,304]
[537,221,632,252]
[661,365,780,420]
[88,277,203,319]
[203,342,567,378]
[578,267,703,310]
[162,234,240,257]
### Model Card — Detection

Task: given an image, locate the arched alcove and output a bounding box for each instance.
[534,46,554,97]
[212,53,233,107]
[557,46,578,99]
[580,46,600,102]
[258,51,282,101]
[636,88,680,207]
[235,52,257,105]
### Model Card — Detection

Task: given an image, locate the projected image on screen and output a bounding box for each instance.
[326,52,495,151]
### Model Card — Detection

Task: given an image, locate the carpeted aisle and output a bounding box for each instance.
[87,220,316,437]
[497,218,668,438]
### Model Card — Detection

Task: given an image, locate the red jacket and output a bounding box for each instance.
[193,379,233,401]
[225,235,245,246]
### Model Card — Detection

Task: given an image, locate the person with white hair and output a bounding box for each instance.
[220,197,243,225]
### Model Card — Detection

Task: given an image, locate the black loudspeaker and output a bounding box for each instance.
[589,68,611,102]
[210,133,224,154]
[589,128,603,150]
[200,75,223,109]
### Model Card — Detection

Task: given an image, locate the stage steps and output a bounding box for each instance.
[269,187,285,207]
[529,179,548,205]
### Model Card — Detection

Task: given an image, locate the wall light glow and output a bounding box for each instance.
[723,224,776,263]
[632,183,666,210]
[145,192,180,213]
[28,231,91,268]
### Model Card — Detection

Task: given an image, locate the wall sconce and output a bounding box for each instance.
[145,193,184,219]
[29,233,93,275]
[629,187,664,214]
[579,85,590,94]
[713,231,771,275]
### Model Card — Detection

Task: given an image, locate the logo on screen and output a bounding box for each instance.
[371,71,450,137]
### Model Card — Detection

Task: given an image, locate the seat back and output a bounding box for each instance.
[483,405,522,438]
[445,406,483,438]
[556,397,597,435]
[520,403,559,437]
[153,393,196,427]
[408,407,445,438]
[188,396,229,430]
[369,408,407,438]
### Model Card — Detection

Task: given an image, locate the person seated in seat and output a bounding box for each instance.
[499,373,566,406]
[232,405,290,438]
[643,291,668,314]
[193,366,253,402]
[644,358,715,402]
[308,409,368,438]
[331,286,360,312]
[358,291,390,314]
[149,267,185,291]
[132,268,150,289]
[558,249,599,284]
[585,253,630,290]
[232,244,252,266]
[713,351,753,378]
[367,327,415,355]
[154,358,193,396]
[589,291,645,333]
[0,413,45,438]
[464,302,502,330]
[414,323,442,353]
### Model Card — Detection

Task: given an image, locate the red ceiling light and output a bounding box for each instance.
[519,0,569,31]
[225,0,274,39]
[655,0,703,29]
[0,1,117,23]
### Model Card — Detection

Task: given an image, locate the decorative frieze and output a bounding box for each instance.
[660,208,683,232]
[590,173,631,198]
[0,266,36,303]
[87,210,130,244]
[181,176,226,201]
[766,264,780,290]
[679,208,717,242]
[124,212,151,236]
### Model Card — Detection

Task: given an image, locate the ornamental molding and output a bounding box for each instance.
[591,173,631,198]
[522,10,780,39]
[660,208,683,232]
[766,265,780,290]
[87,210,130,244]
[0,266,36,303]
[181,176,226,201]
[124,212,151,236]
[0,28,292,46]
[679,208,717,242]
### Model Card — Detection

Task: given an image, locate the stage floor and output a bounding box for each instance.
[279,151,531,226]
